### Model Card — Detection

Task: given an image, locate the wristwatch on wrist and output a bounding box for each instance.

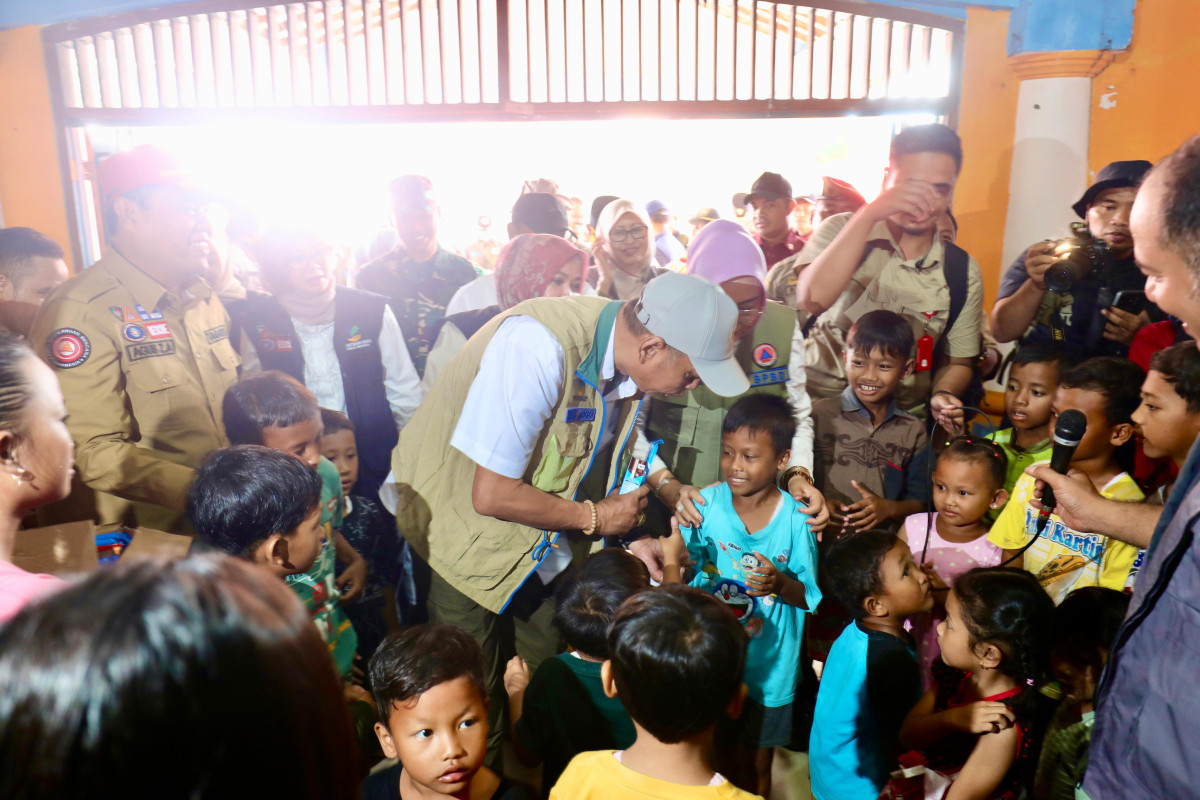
[618,530,649,549]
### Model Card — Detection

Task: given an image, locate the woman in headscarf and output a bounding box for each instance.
[234,225,422,499]
[592,199,662,301]
[637,219,828,539]
[421,233,588,393]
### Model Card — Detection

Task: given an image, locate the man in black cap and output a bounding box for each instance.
[991,160,1160,359]
[733,172,806,268]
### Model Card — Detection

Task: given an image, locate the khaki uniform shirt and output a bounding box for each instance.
[797,213,984,411]
[30,251,239,531]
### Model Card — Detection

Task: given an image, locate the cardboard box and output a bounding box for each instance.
[12,521,191,577]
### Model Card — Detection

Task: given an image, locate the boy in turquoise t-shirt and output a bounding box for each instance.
[663,394,820,798]
[223,372,367,679]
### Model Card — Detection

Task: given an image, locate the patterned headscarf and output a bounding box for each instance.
[494,234,588,310]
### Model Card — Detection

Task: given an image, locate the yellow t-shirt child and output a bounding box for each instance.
[989,472,1143,604]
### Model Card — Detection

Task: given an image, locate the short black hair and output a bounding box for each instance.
[608,585,747,744]
[1151,135,1200,282]
[1149,341,1200,414]
[320,407,355,435]
[1009,341,1072,383]
[1051,586,1130,673]
[846,309,915,361]
[722,393,795,455]
[1060,357,1145,426]
[188,446,322,559]
[0,227,64,289]
[369,625,487,726]
[890,123,963,174]
[824,530,897,619]
[938,436,1007,492]
[553,549,650,659]
[223,371,320,446]
[0,555,360,799]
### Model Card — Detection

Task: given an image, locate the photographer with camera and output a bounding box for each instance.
[991,160,1159,359]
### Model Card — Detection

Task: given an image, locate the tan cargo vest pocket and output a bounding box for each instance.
[531,420,593,494]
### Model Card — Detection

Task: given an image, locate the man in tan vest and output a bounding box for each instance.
[384,271,748,760]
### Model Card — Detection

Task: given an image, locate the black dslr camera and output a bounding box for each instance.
[1044,222,1113,294]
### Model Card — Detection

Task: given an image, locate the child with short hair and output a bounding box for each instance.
[223,371,366,678]
[904,437,1009,687]
[503,549,649,796]
[814,310,929,535]
[989,358,1145,604]
[1134,341,1200,501]
[987,343,1069,497]
[809,531,933,800]
[661,393,821,797]
[367,624,533,800]
[900,568,1055,800]
[1034,587,1130,800]
[550,585,762,800]
[189,445,325,577]
[320,408,417,658]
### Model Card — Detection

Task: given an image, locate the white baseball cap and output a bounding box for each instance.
[635,272,749,397]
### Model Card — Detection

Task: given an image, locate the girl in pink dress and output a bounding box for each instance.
[904,437,1010,687]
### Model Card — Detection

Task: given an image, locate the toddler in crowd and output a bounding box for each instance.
[904,437,1009,687]
[987,343,1068,499]
[989,358,1145,603]
[367,624,533,800]
[320,408,418,658]
[661,393,821,796]
[550,585,762,800]
[1034,587,1130,800]
[900,568,1054,800]
[809,531,933,800]
[223,371,366,678]
[503,549,648,797]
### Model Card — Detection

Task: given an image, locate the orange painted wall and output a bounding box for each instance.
[1089,0,1200,174]
[953,8,1020,310]
[0,25,72,270]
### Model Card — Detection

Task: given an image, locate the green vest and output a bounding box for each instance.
[391,296,642,614]
[645,301,796,488]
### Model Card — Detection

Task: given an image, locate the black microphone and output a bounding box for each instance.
[1036,409,1088,533]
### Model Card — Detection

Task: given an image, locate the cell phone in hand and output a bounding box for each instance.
[1112,289,1145,313]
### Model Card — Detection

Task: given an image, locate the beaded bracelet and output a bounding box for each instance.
[582,499,598,536]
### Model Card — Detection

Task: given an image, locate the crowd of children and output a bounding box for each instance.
[5,306,1199,799]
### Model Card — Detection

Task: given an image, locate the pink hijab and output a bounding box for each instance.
[494,234,588,310]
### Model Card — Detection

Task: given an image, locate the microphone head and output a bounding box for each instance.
[1053,409,1088,445]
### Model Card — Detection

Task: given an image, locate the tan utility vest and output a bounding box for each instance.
[645,300,795,488]
[390,296,642,613]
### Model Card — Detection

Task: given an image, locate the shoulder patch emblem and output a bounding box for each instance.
[753,343,778,368]
[48,328,91,369]
[123,323,148,342]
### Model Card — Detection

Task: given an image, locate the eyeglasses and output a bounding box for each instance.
[609,226,648,242]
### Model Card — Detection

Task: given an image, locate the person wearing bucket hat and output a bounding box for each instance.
[381,270,746,761]
[29,145,239,533]
[734,172,807,268]
[634,219,829,541]
[991,159,1159,361]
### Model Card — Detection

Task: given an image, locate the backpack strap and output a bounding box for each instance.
[935,242,970,360]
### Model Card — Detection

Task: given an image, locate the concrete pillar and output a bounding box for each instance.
[1000,50,1114,268]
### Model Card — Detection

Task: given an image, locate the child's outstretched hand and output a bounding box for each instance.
[336,557,368,604]
[746,552,784,597]
[921,562,949,594]
[948,700,1016,735]
[837,480,894,530]
[504,656,532,696]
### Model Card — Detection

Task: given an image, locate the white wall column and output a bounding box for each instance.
[1000,51,1114,269]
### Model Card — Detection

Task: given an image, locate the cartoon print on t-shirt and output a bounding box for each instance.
[712,578,757,622]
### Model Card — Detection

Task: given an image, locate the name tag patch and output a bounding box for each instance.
[751,367,790,386]
[565,408,597,423]
[203,325,226,343]
[126,341,177,362]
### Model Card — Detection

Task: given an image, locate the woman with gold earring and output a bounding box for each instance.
[0,333,74,621]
